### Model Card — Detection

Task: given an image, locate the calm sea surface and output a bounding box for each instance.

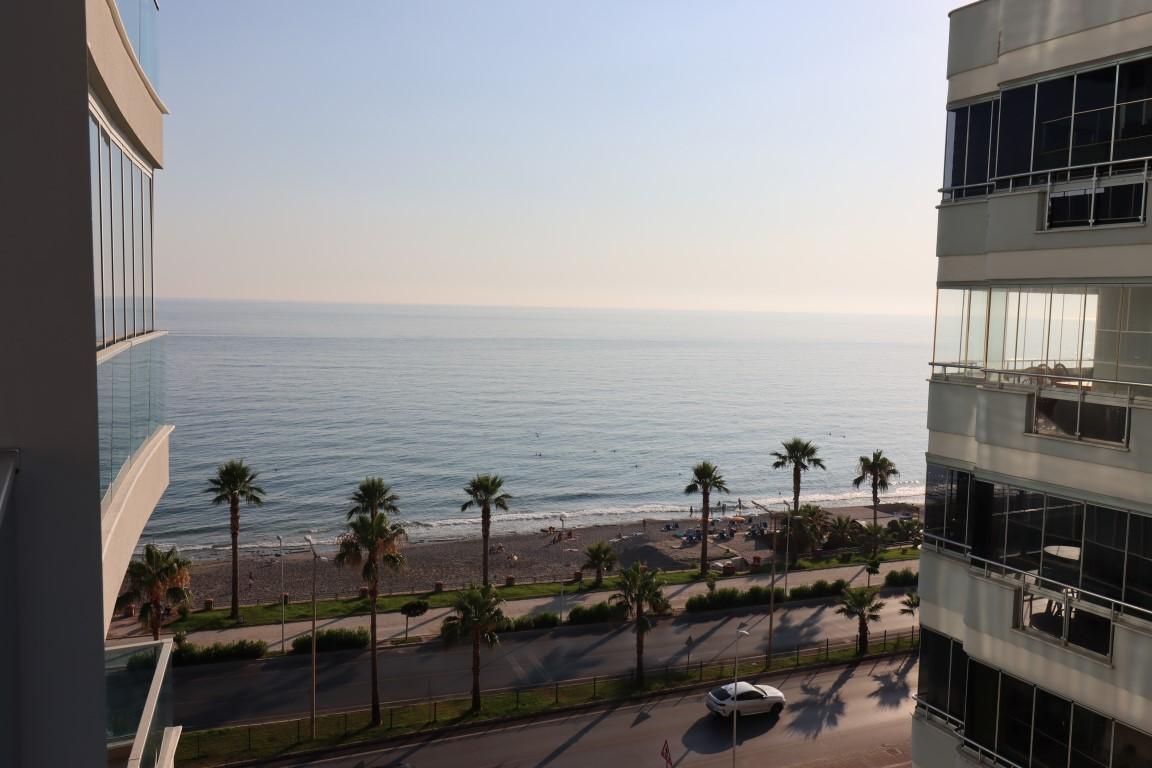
[142,301,933,555]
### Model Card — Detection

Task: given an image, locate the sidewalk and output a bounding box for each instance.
[111,558,918,652]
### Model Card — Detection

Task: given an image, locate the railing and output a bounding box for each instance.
[106,638,177,768]
[176,627,919,763]
[940,154,1152,204]
[914,698,1028,768]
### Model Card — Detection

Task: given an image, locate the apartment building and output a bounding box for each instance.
[915,2,1152,767]
[1,1,178,765]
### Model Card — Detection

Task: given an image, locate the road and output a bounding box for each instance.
[273,656,919,767]
[175,599,918,728]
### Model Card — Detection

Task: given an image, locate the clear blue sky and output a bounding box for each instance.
[156,1,960,314]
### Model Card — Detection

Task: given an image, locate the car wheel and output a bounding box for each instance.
[770,702,783,716]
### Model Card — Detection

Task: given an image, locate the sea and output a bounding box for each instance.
[140,300,933,557]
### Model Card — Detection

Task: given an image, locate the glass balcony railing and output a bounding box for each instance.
[105,640,174,768]
[98,334,166,501]
[114,0,159,88]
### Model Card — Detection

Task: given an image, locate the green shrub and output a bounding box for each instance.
[290,628,369,654]
[531,612,560,628]
[125,650,158,672]
[884,568,919,588]
[173,639,268,666]
[566,601,628,625]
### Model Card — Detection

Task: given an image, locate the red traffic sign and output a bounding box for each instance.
[660,739,673,767]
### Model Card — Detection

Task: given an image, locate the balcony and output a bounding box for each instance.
[105,640,180,768]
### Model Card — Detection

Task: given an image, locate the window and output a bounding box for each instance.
[1082,505,1127,602]
[997,673,1034,765]
[931,287,988,370]
[1031,689,1071,768]
[969,480,1007,564]
[1113,723,1152,768]
[1040,497,1084,588]
[1126,513,1152,613]
[997,85,1035,179]
[964,660,1000,751]
[945,471,970,550]
[1072,704,1113,768]
[111,144,124,341]
[944,99,998,197]
[1034,76,1075,172]
[924,465,947,544]
[101,131,115,345]
[917,627,952,713]
[946,640,967,720]
[1004,488,1044,573]
[965,101,993,189]
[90,118,103,346]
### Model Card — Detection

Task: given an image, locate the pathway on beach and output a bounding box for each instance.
[118,558,918,651]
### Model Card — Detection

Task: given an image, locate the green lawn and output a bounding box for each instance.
[168,550,919,634]
[175,632,919,767]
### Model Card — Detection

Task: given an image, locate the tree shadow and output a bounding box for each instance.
[681,711,781,755]
[783,664,854,739]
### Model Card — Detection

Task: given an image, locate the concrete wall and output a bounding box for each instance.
[912,715,983,768]
[0,0,110,764]
[927,381,1152,513]
[86,0,165,166]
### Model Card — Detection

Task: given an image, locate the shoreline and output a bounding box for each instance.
[140,502,919,609]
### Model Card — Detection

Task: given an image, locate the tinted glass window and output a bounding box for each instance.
[1035,76,1074,171]
[966,101,993,187]
[965,660,999,751]
[710,688,731,701]
[1076,66,1117,112]
[998,85,1036,177]
[947,641,968,720]
[1040,497,1084,587]
[90,118,103,347]
[1049,189,1096,228]
[1125,513,1152,612]
[1005,488,1044,572]
[100,132,114,344]
[924,465,948,543]
[1096,183,1144,225]
[1071,704,1112,768]
[946,470,970,547]
[1082,505,1127,601]
[918,628,951,712]
[1071,107,1115,165]
[1032,688,1071,768]
[1113,723,1152,768]
[1118,57,1152,103]
[970,480,1005,562]
[997,673,1034,765]
[111,144,124,341]
[947,107,968,189]
[1113,98,1152,160]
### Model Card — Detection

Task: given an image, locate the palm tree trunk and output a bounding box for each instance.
[596,566,603,586]
[370,582,381,726]
[635,606,645,687]
[790,467,800,567]
[230,495,241,620]
[481,503,491,587]
[699,488,711,577]
[872,479,879,528]
[471,627,482,711]
[858,616,868,656]
[151,601,161,641]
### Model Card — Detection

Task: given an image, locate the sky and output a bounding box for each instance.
[156,1,961,315]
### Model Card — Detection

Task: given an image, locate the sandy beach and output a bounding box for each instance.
[164,503,917,607]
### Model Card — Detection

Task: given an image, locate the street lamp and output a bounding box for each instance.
[277,535,285,654]
[304,535,325,740]
[782,500,792,594]
[732,622,750,768]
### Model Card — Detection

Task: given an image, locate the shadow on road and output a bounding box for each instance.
[784,663,854,739]
[680,711,781,755]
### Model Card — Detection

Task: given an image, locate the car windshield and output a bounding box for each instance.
[710,688,732,701]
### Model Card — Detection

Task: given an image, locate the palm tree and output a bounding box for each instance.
[858,522,890,560]
[853,450,900,528]
[582,542,618,587]
[900,590,920,616]
[611,563,666,686]
[683,461,730,577]
[794,504,832,558]
[771,439,825,586]
[116,544,191,641]
[836,587,886,656]
[348,477,399,522]
[205,459,265,620]
[826,514,858,550]
[335,510,405,726]
[461,475,511,587]
[441,585,506,711]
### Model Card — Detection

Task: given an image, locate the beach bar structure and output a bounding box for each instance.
[0,1,179,765]
[916,2,1152,766]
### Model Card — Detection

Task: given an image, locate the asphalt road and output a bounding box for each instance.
[275,656,919,767]
[175,600,917,728]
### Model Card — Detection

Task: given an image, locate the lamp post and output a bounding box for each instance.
[782,500,792,594]
[277,535,285,654]
[732,623,750,768]
[304,535,324,740]
[767,547,777,669]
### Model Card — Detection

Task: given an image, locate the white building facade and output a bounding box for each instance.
[915,2,1152,767]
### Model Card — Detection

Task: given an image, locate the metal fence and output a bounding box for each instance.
[178,626,919,763]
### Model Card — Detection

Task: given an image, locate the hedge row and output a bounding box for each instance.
[883,568,919,587]
[684,579,848,613]
[291,628,370,654]
[566,601,629,625]
[173,639,268,666]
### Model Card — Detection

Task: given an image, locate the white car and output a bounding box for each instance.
[704,681,785,718]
